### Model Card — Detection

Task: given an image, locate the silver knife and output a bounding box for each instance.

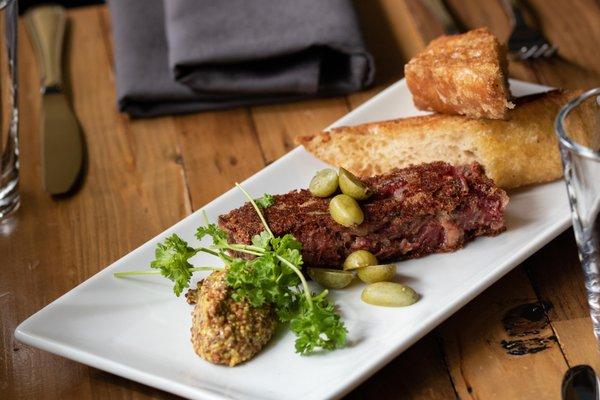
[421,0,460,35]
[25,5,84,195]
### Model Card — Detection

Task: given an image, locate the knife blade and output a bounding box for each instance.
[25,5,84,195]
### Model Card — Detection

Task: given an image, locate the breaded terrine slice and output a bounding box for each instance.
[219,162,508,268]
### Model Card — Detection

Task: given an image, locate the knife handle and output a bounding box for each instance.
[24,5,66,92]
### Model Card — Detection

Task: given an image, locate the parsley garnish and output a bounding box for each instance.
[254,193,274,209]
[115,185,347,355]
[150,235,198,296]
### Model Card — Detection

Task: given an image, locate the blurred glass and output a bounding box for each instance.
[555,88,600,343]
[0,0,18,220]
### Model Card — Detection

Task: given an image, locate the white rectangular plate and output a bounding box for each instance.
[16,79,571,400]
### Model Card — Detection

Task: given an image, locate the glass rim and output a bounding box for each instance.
[555,87,600,161]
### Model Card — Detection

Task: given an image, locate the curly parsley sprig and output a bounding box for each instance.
[114,184,347,354]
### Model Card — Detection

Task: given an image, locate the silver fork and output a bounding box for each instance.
[503,0,557,60]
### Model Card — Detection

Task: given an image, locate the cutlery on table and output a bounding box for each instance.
[562,365,599,400]
[24,5,85,195]
[503,0,557,60]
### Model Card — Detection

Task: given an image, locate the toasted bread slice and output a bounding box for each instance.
[405,28,514,120]
[297,90,593,189]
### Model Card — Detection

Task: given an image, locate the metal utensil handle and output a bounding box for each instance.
[24,5,66,92]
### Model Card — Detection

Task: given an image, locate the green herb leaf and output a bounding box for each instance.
[279,247,303,269]
[291,293,348,354]
[195,223,228,246]
[226,257,265,306]
[251,231,272,250]
[270,234,303,271]
[150,234,198,296]
[270,233,302,254]
[255,193,275,209]
[226,251,300,313]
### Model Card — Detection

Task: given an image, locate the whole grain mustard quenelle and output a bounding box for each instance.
[190,271,277,367]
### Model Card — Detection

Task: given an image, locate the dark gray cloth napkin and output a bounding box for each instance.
[108,0,374,117]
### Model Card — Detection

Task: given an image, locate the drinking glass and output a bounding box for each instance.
[555,88,600,342]
[0,0,18,220]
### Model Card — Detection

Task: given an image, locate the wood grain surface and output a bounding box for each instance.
[2,1,600,399]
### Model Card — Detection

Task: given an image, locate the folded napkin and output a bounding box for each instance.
[109,0,374,117]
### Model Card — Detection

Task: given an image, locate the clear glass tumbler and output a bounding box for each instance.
[555,88,600,341]
[0,0,18,220]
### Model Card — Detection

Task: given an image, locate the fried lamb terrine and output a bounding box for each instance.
[219,162,508,268]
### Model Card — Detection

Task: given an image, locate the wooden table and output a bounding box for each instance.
[3,2,600,399]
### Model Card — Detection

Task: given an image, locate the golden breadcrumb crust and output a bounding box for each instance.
[405,27,514,120]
